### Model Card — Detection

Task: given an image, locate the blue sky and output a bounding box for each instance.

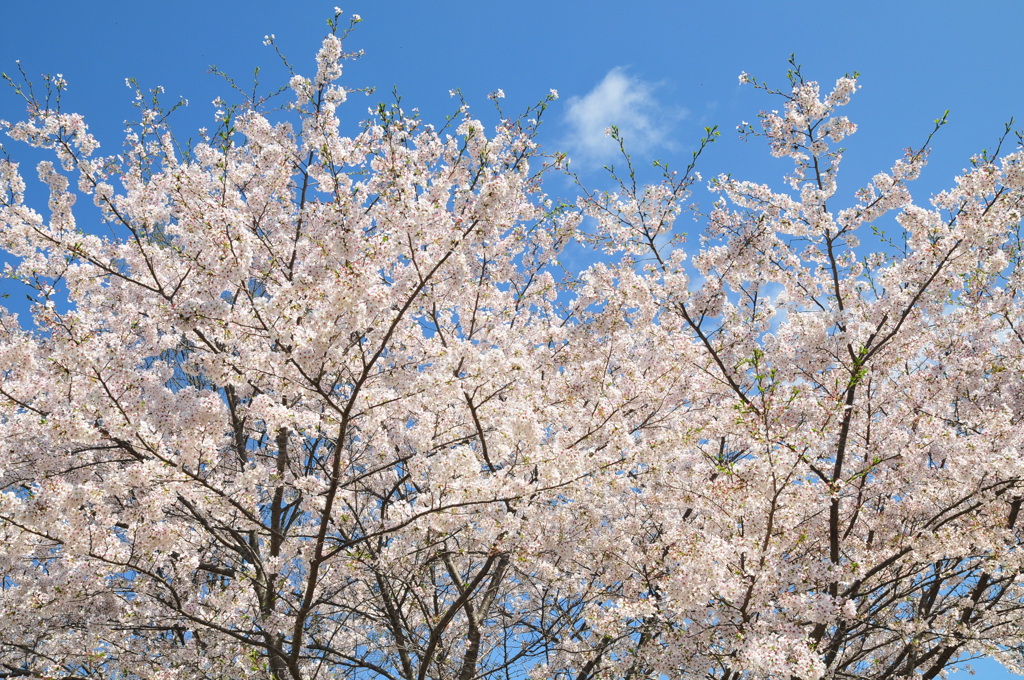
[4,1,1024,215]
[5,0,1024,195]
[2,1,1024,677]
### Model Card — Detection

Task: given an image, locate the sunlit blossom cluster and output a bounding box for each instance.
[2,23,1024,680]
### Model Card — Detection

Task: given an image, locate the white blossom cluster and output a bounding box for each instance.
[2,25,1024,680]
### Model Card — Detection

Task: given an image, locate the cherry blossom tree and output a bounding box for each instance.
[3,14,1024,680]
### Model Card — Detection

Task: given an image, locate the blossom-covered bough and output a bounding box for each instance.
[2,15,1024,680]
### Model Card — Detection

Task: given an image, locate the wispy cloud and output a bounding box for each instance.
[563,67,685,167]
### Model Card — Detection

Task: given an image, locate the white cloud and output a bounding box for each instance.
[563,67,685,166]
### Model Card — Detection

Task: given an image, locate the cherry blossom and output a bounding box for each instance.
[2,22,1024,680]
